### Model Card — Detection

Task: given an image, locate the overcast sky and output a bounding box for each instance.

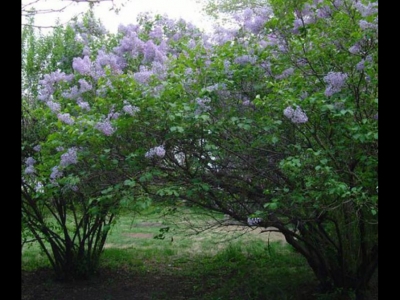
[22,0,214,33]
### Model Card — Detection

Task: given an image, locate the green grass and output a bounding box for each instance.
[22,205,318,299]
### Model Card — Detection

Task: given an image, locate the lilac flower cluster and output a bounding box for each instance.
[82,46,90,56]
[133,66,153,84]
[316,6,331,19]
[195,97,211,115]
[60,147,78,167]
[283,106,308,124]
[95,50,126,75]
[292,4,316,34]
[50,166,63,180]
[348,43,361,54]
[151,61,167,81]
[234,7,272,34]
[95,118,115,136]
[78,79,92,93]
[205,83,224,93]
[265,33,287,53]
[24,165,35,175]
[149,25,163,40]
[234,55,257,65]
[187,39,196,49]
[354,1,378,17]
[356,59,365,71]
[145,145,166,158]
[123,101,140,116]
[77,99,91,111]
[323,72,348,96]
[24,157,36,175]
[62,86,80,100]
[107,107,121,120]
[359,20,377,31]
[38,71,74,102]
[212,26,237,45]
[46,101,61,113]
[33,145,41,152]
[275,68,294,80]
[72,56,92,75]
[57,113,74,125]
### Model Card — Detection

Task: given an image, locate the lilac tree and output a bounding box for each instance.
[21,11,207,280]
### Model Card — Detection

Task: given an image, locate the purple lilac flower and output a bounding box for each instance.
[195,97,211,115]
[151,61,167,80]
[123,102,140,116]
[56,146,65,152]
[205,84,220,92]
[356,59,365,71]
[24,165,35,175]
[359,20,377,31]
[284,106,308,124]
[96,50,126,74]
[26,157,36,166]
[275,68,294,79]
[185,68,193,76]
[333,0,343,7]
[77,100,90,111]
[108,111,120,120]
[243,8,253,20]
[82,46,90,56]
[234,55,257,65]
[244,15,266,34]
[188,39,196,49]
[284,106,295,119]
[143,40,157,63]
[293,18,304,34]
[62,86,80,100]
[349,44,361,54]
[33,145,41,152]
[60,147,78,167]
[149,26,163,40]
[57,113,74,125]
[50,166,63,179]
[38,71,74,101]
[212,26,237,45]
[78,79,92,93]
[46,101,61,113]
[95,119,115,136]
[72,56,92,75]
[40,70,74,85]
[316,6,331,18]
[134,66,153,84]
[145,145,166,158]
[323,72,348,96]
[355,2,378,17]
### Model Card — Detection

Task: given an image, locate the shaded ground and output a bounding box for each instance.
[21,222,377,300]
[21,267,378,300]
[21,267,200,300]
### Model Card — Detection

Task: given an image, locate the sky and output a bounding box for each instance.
[21,0,215,33]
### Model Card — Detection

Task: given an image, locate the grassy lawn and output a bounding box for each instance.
[22,205,318,300]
